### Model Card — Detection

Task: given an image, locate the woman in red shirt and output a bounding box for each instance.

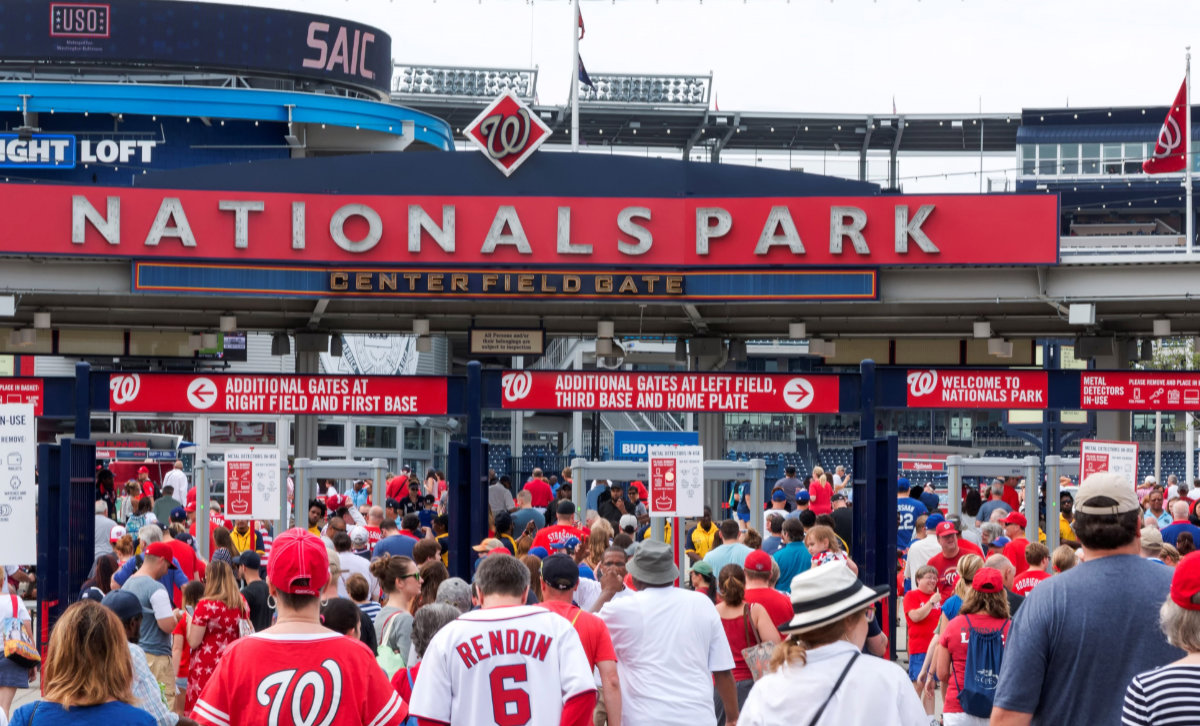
[904,564,943,716]
[808,468,833,516]
[713,564,781,721]
[933,567,1011,726]
[185,560,248,713]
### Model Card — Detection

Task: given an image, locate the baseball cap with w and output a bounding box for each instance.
[268,528,330,596]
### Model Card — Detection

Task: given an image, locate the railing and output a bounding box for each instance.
[1061,234,1187,255]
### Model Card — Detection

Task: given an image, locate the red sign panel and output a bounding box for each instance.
[0,378,44,416]
[1080,371,1200,410]
[648,458,678,515]
[226,461,253,518]
[1,184,1058,268]
[906,369,1048,409]
[107,373,448,415]
[499,371,839,413]
[1081,451,1110,479]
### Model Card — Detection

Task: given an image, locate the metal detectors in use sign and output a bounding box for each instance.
[499,371,838,413]
[1079,439,1138,488]
[224,448,280,520]
[108,373,447,415]
[1081,371,1200,411]
[0,379,43,416]
[906,369,1048,409]
[647,444,704,517]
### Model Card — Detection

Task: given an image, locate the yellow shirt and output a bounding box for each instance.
[230,528,261,555]
[641,521,673,545]
[436,532,449,566]
[690,522,717,558]
[1059,514,1077,543]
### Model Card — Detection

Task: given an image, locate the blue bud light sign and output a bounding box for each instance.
[613,430,699,461]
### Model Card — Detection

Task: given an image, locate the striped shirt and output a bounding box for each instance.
[1123,663,1200,726]
[128,641,177,726]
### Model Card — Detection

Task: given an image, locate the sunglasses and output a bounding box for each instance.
[399,573,422,582]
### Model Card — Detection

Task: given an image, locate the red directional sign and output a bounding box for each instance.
[499,371,839,413]
[1081,371,1200,411]
[108,373,448,415]
[906,369,1048,409]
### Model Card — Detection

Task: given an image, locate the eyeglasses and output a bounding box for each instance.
[400,573,422,581]
[863,605,876,619]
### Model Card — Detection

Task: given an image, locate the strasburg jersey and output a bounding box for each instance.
[192,632,406,726]
[409,604,596,726]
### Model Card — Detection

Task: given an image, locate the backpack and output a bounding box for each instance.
[953,615,1010,718]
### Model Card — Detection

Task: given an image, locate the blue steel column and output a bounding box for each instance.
[74,361,91,439]
[859,359,875,440]
[467,361,485,560]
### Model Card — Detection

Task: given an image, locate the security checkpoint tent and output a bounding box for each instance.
[569,457,766,583]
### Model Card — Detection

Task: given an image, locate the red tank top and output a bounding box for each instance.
[720,610,754,682]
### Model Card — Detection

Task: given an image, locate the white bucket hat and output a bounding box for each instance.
[783,562,889,634]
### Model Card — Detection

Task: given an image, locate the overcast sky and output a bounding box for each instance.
[218,0,1198,113]
[206,0,1197,190]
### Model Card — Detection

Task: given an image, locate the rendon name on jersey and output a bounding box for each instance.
[409,605,596,726]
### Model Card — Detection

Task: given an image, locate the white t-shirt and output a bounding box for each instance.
[573,577,633,613]
[409,605,595,726]
[599,586,735,725]
[148,587,173,620]
[904,535,943,582]
[739,641,926,725]
[162,468,189,501]
[337,551,379,600]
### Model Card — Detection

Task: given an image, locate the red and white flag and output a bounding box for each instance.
[577,6,585,39]
[1143,78,1188,174]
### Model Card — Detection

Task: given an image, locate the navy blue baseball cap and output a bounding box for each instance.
[797,490,811,503]
[771,489,787,502]
[925,513,945,529]
[898,477,911,491]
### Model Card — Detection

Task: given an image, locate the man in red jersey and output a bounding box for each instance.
[532,501,589,552]
[925,521,983,599]
[192,528,406,726]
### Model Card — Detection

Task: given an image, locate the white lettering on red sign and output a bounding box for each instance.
[906,369,1047,409]
[1081,372,1200,411]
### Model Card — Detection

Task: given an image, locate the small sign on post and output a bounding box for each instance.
[224,448,281,520]
[0,403,36,566]
[647,444,704,517]
[1079,439,1138,488]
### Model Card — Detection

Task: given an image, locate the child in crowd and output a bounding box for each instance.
[804,524,851,568]
[346,573,380,620]
[172,580,206,714]
[116,480,141,523]
[125,495,152,544]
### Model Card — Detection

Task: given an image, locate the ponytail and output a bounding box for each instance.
[717,564,746,607]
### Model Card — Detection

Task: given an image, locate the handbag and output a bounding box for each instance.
[376,611,407,677]
[4,595,39,669]
[740,603,775,681]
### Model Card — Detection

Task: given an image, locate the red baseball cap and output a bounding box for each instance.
[325,494,343,511]
[268,528,330,596]
[744,549,772,574]
[143,542,177,569]
[187,487,197,505]
[137,466,150,474]
[184,502,196,513]
[935,521,959,537]
[1002,512,1027,529]
[1171,551,1200,611]
[972,567,1004,594]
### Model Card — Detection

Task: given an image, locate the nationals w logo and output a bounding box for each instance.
[465,90,552,177]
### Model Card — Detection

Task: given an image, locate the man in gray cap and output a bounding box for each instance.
[101,591,196,726]
[598,540,739,726]
[992,472,1182,726]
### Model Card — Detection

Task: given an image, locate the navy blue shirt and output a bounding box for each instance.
[373,534,416,560]
[1160,520,1200,548]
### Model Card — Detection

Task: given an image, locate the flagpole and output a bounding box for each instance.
[1186,46,1193,255]
[570,0,580,152]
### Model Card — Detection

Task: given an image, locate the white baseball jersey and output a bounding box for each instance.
[409,604,596,726]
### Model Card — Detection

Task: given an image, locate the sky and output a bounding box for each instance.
[209,0,1199,190]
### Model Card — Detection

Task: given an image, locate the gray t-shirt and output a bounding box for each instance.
[94,514,117,559]
[975,499,1013,525]
[510,506,545,535]
[993,554,1182,725]
[488,484,515,515]
[374,605,414,662]
[121,574,173,657]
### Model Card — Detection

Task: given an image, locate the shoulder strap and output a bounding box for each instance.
[569,607,583,626]
[9,594,17,618]
[381,610,404,647]
[806,652,859,726]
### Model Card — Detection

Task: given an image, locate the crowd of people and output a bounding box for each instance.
[7,462,1200,725]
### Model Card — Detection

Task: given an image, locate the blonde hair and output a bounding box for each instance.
[953,554,985,599]
[812,466,825,480]
[587,519,613,565]
[805,525,841,552]
[202,559,244,611]
[42,601,135,709]
[768,610,862,671]
[960,587,1010,620]
[1051,544,1077,573]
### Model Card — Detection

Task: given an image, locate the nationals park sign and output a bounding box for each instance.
[0,183,1058,301]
